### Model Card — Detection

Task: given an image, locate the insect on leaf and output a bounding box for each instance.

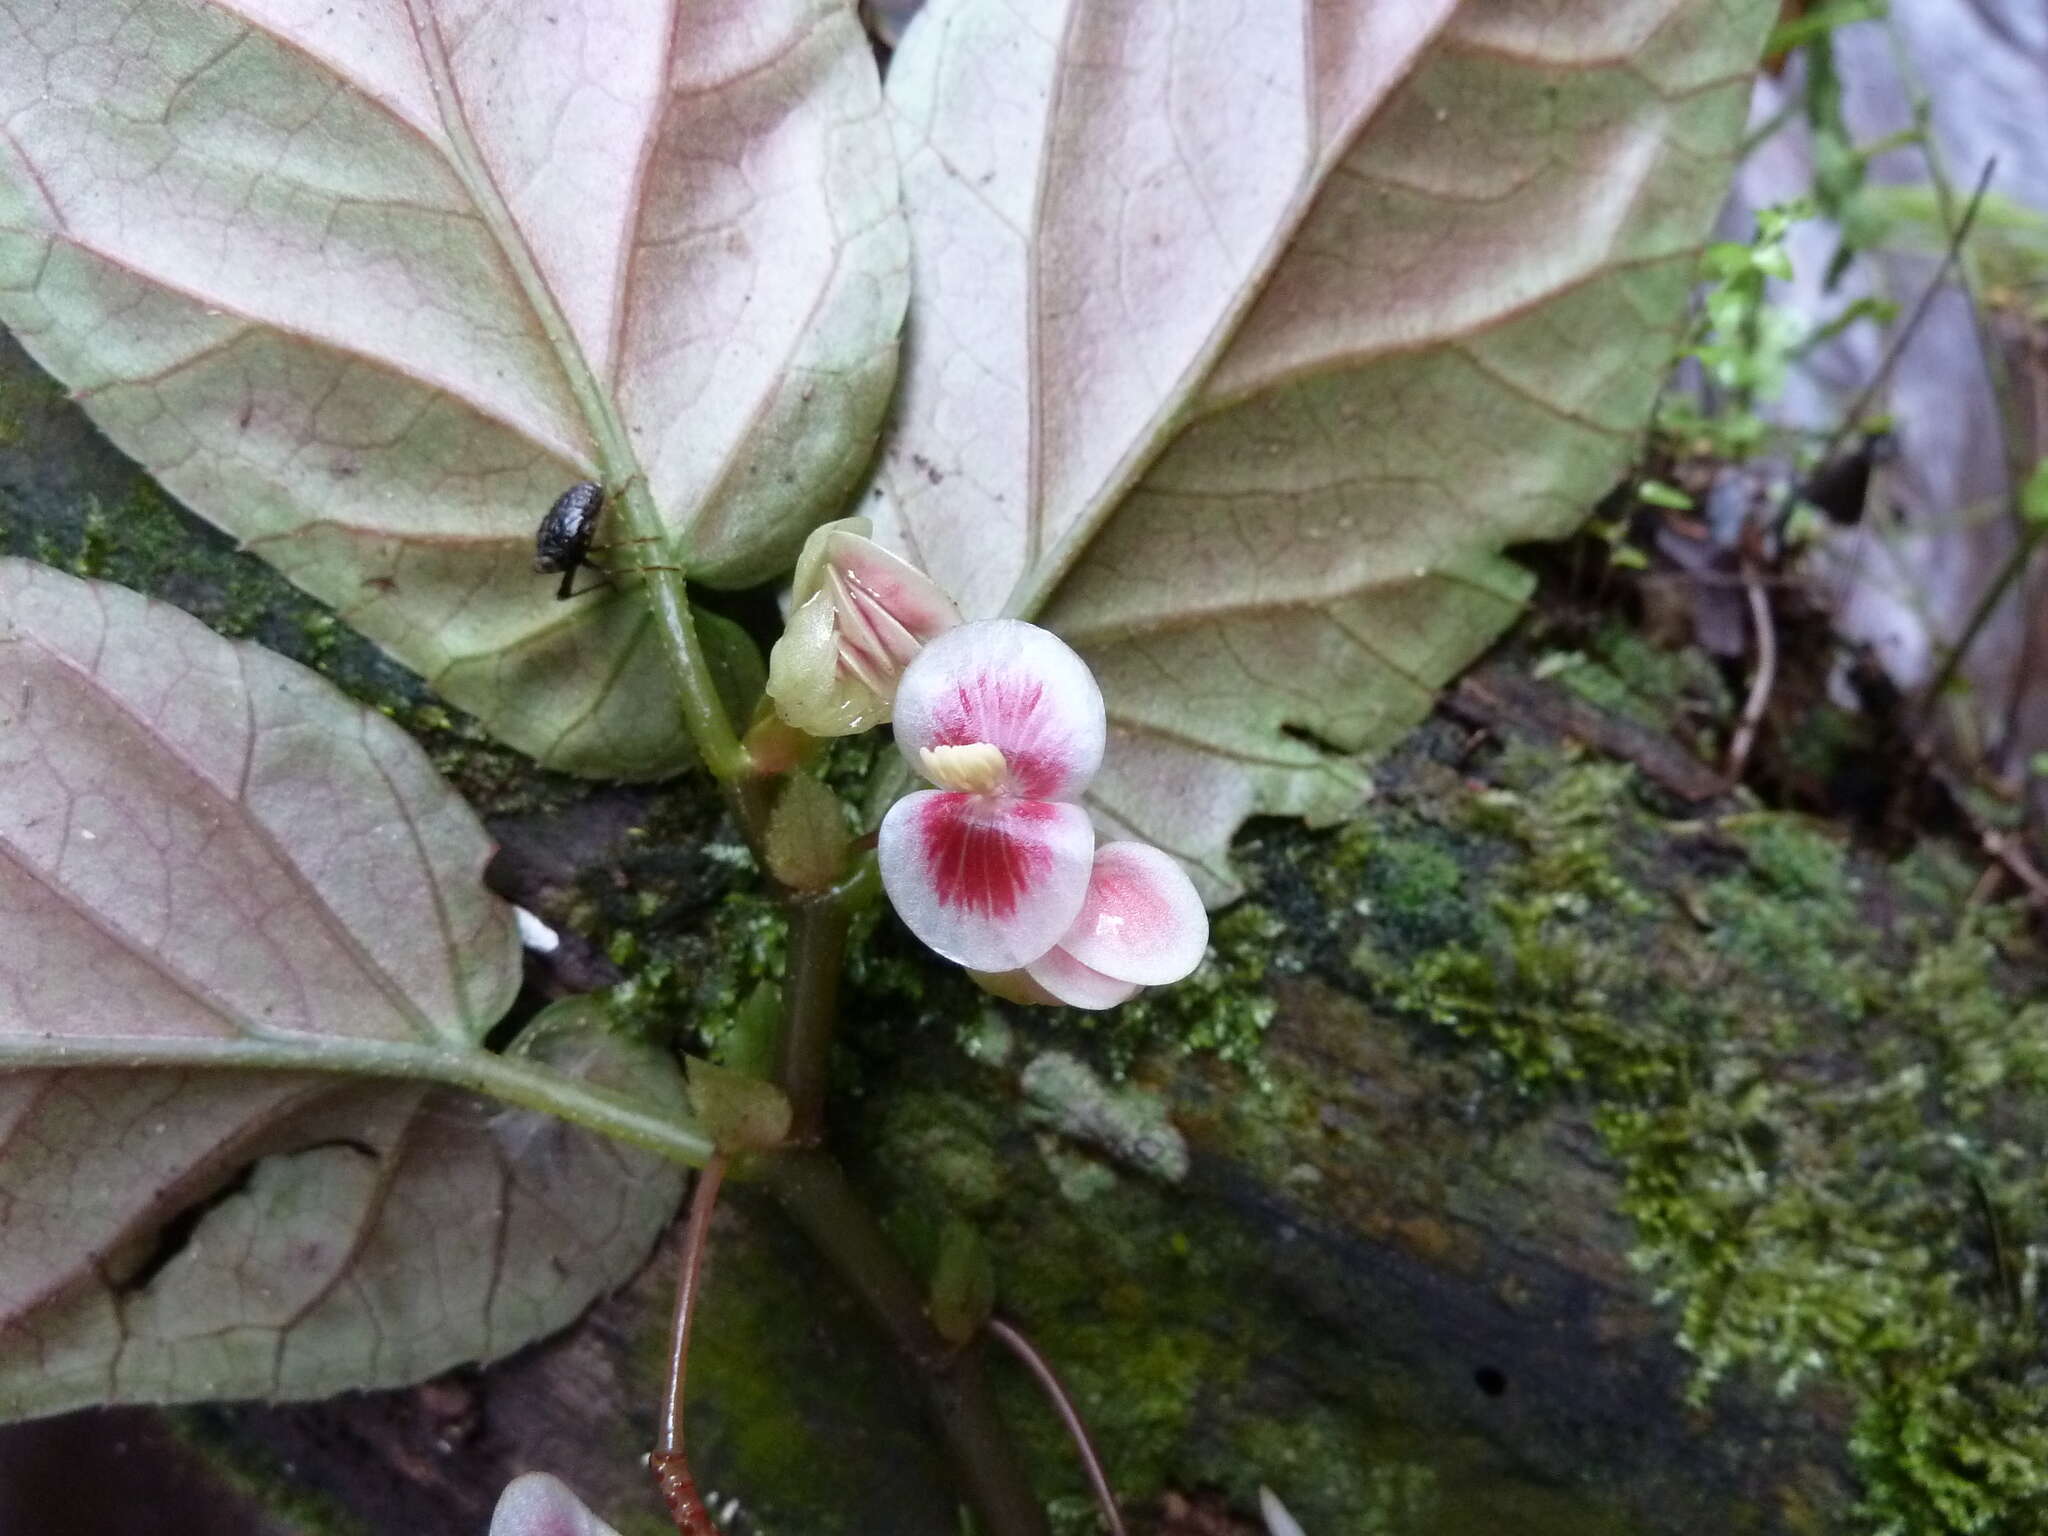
[0,0,907,776]
[0,561,689,1418]
[871,0,1774,896]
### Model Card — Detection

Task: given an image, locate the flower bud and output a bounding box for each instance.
[766,518,960,736]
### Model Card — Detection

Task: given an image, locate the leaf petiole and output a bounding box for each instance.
[0,1035,716,1168]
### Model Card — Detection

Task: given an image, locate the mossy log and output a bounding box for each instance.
[2,332,2043,1536]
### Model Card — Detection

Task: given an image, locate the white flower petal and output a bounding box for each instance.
[880,789,1095,971]
[893,620,1104,800]
[1023,943,1142,1011]
[513,906,560,954]
[767,589,887,736]
[789,516,873,604]
[1259,1486,1307,1536]
[489,1474,623,1536]
[1055,842,1208,986]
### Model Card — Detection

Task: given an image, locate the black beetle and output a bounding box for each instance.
[534,481,608,601]
[534,480,679,601]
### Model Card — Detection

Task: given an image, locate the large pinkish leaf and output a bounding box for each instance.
[0,560,699,1416]
[871,0,1772,895]
[0,1019,687,1419]
[0,0,907,776]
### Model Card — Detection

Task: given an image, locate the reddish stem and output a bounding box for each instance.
[985,1316,1126,1536]
[651,1153,728,1535]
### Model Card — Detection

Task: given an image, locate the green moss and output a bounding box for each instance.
[1542,623,1732,732]
[1336,824,1475,952]
[671,1197,955,1536]
[605,884,789,1057]
[1730,815,1855,902]
[170,1411,369,1536]
[875,1088,1008,1213]
[1235,1420,1443,1536]
[1042,902,1283,1084]
[854,1064,1648,1536]
[1606,917,2048,1535]
[1591,623,1733,719]
[1699,816,1882,1021]
[1333,743,2048,1535]
[1345,754,1662,1095]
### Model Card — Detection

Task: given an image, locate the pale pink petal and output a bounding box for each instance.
[893,621,1104,800]
[1055,842,1209,986]
[879,790,1094,971]
[767,589,886,736]
[1023,944,1143,1011]
[820,527,960,647]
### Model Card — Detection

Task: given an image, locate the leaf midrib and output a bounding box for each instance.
[401,0,624,485]
[0,621,450,1046]
[1000,2,1464,626]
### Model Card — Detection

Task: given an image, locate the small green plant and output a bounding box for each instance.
[1659,199,1896,464]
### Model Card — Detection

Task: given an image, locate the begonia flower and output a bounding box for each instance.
[879,620,1104,972]
[974,841,1209,1010]
[767,517,960,736]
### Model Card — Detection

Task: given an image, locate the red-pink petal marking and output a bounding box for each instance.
[1056,842,1209,986]
[922,794,1053,919]
[878,790,1094,972]
[824,533,960,644]
[894,621,1104,800]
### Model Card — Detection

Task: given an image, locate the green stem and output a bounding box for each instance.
[761,1152,1050,1536]
[1916,520,2046,735]
[773,848,880,1145]
[612,497,752,783]
[0,1035,715,1166]
[332,34,1042,1534]
[775,894,854,1146]
[407,2,747,784]
[762,849,1045,1530]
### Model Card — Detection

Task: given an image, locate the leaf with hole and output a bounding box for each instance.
[0,560,697,1418]
[870,0,1773,896]
[0,0,906,775]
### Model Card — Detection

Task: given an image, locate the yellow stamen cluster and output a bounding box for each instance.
[921,741,1009,795]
